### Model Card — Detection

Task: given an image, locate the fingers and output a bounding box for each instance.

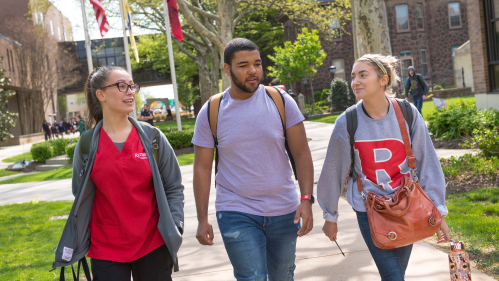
[294,210,301,224]
[208,224,215,245]
[196,222,215,246]
[322,221,338,241]
[298,216,313,237]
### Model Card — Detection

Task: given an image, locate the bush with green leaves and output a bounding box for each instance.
[163,129,194,149]
[427,100,490,140]
[30,142,53,163]
[66,143,77,164]
[314,89,330,102]
[50,138,70,156]
[329,78,354,110]
[470,129,499,157]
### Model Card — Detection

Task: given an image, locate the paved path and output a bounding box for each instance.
[0,121,492,280]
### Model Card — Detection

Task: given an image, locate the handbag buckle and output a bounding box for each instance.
[361,190,368,202]
[388,231,397,240]
[429,217,437,226]
[410,168,419,182]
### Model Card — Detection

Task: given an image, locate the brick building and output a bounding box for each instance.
[0,0,73,146]
[279,0,470,96]
[467,0,499,109]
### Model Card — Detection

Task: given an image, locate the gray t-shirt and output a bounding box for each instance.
[317,100,448,222]
[192,85,305,216]
[114,142,125,152]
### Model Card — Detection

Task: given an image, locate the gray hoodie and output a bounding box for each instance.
[52,117,184,270]
[317,100,448,223]
[404,66,429,98]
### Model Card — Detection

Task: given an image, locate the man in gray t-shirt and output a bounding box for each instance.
[192,38,314,280]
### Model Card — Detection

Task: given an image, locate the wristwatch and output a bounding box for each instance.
[301,194,315,204]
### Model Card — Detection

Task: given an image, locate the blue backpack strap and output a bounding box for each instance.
[345,104,358,181]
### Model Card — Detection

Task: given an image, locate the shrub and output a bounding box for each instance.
[66,143,77,164]
[314,89,330,102]
[31,142,53,163]
[470,129,499,158]
[434,84,443,90]
[50,138,70,156]
[427,100,480,139]
[329,78,354,110]
[163,129,194,149]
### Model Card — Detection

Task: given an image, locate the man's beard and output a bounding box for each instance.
[230,68,260,93]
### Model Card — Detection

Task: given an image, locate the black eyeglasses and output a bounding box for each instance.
[100,82,140,93]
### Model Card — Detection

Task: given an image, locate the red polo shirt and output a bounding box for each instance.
[88,126,165,262]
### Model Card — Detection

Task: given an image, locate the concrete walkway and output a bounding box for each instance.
[0,121,492,280]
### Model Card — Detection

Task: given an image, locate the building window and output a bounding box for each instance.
[448,2,462,28]
[396,4,409,31]
[6,49,11,71]
[400,51,413,81]
[421,49,428,76]
[9,50,14,72]
[50,20,54,35]
[58,26,61,40]
[330,20,341,40]
[40,13,44,28]
[64,31,67,41]
[417,4,424,29]
[332,59,345,80]
[34,10,38,24]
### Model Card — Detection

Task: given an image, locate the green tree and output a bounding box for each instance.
[0,57,18,142]
[267,28,327,104]
[57,95,67,118]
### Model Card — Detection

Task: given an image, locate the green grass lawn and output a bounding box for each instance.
[0,167,73,184]
[308,95,476,124]
[421,95,475,119]
[446,187,499,276]
[0,201,77,280]
[0,154,196,184]
[308,114,341,124]
[155,118,196,132]
[0,169,21,177]
[2,152,32,163]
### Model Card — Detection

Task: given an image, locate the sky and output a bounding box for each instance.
[50,0,174,100]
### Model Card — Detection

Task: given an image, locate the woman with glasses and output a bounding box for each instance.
[54,66,184,281]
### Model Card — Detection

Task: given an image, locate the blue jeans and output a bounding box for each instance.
[356,211,413,281]
[216,211,299,281]
[412,94,424,115]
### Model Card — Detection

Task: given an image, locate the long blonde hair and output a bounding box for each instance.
[355,54,400,97]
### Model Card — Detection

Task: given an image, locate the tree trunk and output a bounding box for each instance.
[210,47,220,95]
[350,0,392,58]
[217,0,236,91]
[198,55,212,106]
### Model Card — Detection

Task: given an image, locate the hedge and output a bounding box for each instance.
[66,143,77,164]
[163,129,194,149]
[30,142,53,162]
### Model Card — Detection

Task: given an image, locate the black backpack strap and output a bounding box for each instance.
[59,257,91,281]
[397,99,414,139]
[345,104,358,181]
[265,86,298,180]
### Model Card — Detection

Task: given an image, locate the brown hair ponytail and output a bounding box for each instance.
[84,66,125,127]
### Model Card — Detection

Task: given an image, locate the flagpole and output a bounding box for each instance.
[79,0,93,73]
[162,0,182,131]
[119,0,137,119]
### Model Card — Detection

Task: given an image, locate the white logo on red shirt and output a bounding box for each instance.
[135,153,148,160]
[354,139,409,191]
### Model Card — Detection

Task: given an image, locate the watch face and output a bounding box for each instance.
[310,195,315,203]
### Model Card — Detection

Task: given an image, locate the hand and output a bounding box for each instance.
[437,217,451,243]
[295,201,313,237]
[196,220,215,245]
[322,221,338,241]
[423,95,428,100]
[405,97,408,101]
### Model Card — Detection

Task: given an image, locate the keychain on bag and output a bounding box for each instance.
[449,240,472,281]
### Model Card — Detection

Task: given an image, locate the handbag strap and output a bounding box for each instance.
[59,257,92,281]
[357,98,418,201]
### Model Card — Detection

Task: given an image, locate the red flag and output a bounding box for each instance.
[167,0,183,41]
[89,0,110,37]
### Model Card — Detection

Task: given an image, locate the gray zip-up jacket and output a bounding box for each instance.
[52,117,184,270]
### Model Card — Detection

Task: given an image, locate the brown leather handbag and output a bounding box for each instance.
[357,98,442,250]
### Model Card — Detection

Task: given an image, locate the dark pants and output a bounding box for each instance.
[90,245,173,281]
[44,131,51,141]
[356,211,413,281]
[412,94,424,115]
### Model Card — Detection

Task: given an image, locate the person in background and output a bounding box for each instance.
[77,115,85,136]
[404,66,429,115]
[42,120,51,141]
[51,121,60,139]
[139,104,154,126]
